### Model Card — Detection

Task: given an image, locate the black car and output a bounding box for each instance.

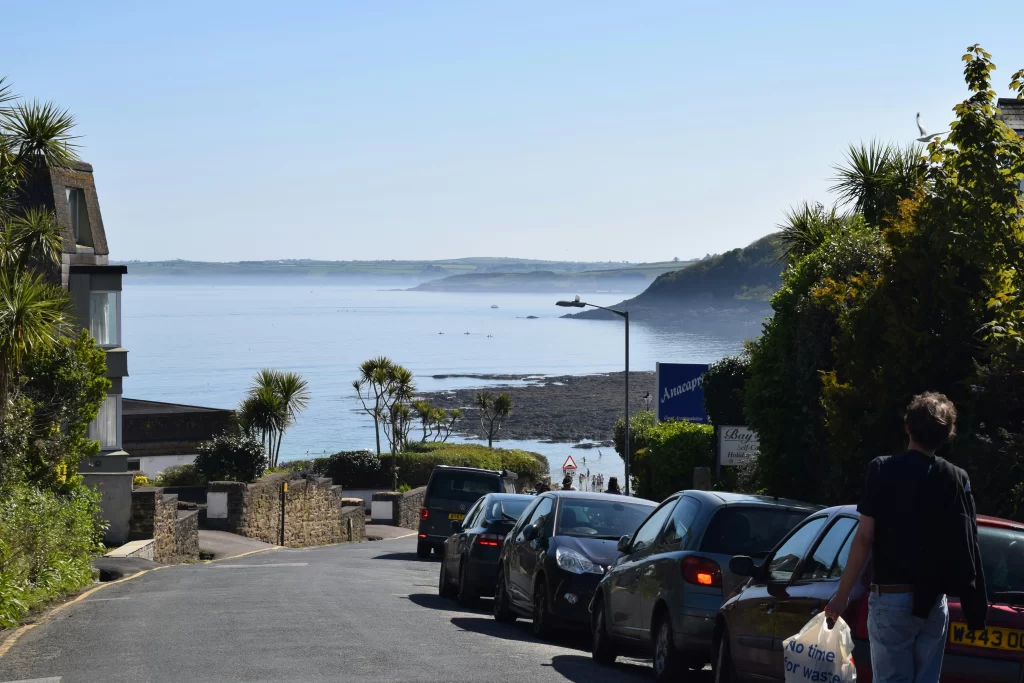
[417,465,518,558]
[493,491,657,639]
[438,493,534,605]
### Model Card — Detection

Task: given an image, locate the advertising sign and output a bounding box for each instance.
[718,425,760,467]
[655,363,709,423]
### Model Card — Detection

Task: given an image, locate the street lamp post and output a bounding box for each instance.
[556,296,631,496]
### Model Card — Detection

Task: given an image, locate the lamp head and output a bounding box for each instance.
[555,295,586,308]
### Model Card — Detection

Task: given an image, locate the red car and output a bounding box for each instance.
[714,505,1024,682]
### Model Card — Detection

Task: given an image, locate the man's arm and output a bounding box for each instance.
[825,515,875,619]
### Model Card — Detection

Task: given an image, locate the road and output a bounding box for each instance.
[0,537,704,683]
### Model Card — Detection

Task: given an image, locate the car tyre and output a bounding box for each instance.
[457,562,477,607]
[714,628,738,683]
[438,557,457,599]
[416,541,431,559]
[653,615,684,682]
[532,579,554,640]
[591,599,618,665]
[493,571,516,623]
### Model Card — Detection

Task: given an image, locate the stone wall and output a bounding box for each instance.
[130,488,199,564]
[397,487,427,531]
[208,474,364,547]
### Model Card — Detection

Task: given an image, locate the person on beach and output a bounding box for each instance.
[825,392,987,683]
[605,477,621,495]
[561,475,575,491]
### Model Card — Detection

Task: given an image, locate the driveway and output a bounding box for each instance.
[0,537,699,683]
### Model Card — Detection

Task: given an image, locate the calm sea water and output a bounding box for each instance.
[122,281,762,483]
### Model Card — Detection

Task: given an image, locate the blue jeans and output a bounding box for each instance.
[868,591,948,683]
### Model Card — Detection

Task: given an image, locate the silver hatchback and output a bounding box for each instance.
[589,490,819,681]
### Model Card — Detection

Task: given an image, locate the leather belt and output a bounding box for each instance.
[870,584,914,594]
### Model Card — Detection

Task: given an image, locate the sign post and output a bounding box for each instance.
[561,455,578,472]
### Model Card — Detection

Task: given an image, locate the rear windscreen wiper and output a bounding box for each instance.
[991,591,1024,605]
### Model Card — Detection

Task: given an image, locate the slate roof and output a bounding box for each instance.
[998,98,1024,136]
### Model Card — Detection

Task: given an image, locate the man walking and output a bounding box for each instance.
[825,392,987,683]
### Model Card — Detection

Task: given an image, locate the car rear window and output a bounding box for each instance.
[426,471,501,503]
[700,507,811,558]
[556,499,654,539]
[486,498,531,522]
[979,525,1024,603]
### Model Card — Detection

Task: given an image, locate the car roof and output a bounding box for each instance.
[487,493,534,501]
[429,465,515,478]
[978,514,1024,531]
[675,489,822,512]
[542,491,657,505]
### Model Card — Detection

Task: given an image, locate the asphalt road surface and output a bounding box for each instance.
[0,537,713,683]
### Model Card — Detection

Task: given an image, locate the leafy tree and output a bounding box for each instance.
[352,356,394,457]
[702,353,751,426]
[431,407,461,442]
[194,433,268,483]
[476,391,513,448]
[630,420,714,502]
[413,400,434,441]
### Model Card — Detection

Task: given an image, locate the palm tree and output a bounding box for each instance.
[0,269,70,402]
[477,391,513,448]
[776,202,851,263]
[830,141,923,226]
[413,400,434,441]
[353,356,394,457]
[238,369,310,468]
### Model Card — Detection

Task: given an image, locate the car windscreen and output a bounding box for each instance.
[700,507,811,558]
[979,525,1024,604]
[426,471,501,504]
[485,498,531,522]
[556,499,654,539]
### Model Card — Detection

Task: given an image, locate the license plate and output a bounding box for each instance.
[949,622,1024,651]
[448,513,465,521]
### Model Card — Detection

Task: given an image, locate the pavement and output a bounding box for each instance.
[0,536,709,683]
[198,530,276,560]
[364,523,417,540]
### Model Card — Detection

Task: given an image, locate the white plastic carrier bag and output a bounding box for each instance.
[782,612,857,683]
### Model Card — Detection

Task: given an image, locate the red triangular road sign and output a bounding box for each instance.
[561,455,578,471]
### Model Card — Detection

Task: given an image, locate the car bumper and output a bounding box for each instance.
[417,533,447,546]
[674,606,718,656]
[549,573,603,629]
[464,557,499,595]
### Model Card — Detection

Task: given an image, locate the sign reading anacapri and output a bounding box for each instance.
[655,363,709,423]
[719,425,760,467]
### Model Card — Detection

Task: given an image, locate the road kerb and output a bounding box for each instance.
[203,545,282,564]
[0,567,156,659]
[384,532,417,540]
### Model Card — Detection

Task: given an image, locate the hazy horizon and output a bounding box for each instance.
[5,1,1023,263]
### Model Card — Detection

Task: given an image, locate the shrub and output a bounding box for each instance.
[193,433,267,483]
[317,451,384,488]
[0,483,104,628]
[133,475,149,487]
[279,459,316,473]
[152,464,205,487]
[631,420,715,502]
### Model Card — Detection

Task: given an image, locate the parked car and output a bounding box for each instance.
[417,465,518,558]
[588,490,818,680]
[493,491,657,639]
[438,493,534,605]
[714,506,1024,683]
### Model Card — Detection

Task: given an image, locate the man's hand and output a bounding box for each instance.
[825,592,849,621]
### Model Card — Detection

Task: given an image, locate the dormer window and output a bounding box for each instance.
[66,187,93,247]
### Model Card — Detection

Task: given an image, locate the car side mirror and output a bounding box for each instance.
[617,535,631,553]
[450,519,462,531]
[523,524,539,541]
[729,555,756,577]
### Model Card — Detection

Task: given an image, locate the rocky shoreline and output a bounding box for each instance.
[417,371,656,444]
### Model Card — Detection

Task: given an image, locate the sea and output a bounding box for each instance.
[122,280,763,484]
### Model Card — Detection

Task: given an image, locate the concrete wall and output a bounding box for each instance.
[207,474,365,547]
[136,454,196,478]
[344,487,391,513]
[129,488,199,563]
[371,487,426,531]
[82,472,133,546]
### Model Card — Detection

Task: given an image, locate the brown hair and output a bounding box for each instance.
[904,392,957,450]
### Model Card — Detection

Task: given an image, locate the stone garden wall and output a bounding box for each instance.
[129,488,199,564]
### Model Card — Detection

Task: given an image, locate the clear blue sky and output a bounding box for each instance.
[4,1,1022,262]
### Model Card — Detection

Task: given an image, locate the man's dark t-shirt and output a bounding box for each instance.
[857,450,988,628]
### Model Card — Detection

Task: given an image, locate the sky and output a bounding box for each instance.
[3,2,1023,263]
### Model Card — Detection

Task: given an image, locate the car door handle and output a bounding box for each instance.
[764,600,776,614]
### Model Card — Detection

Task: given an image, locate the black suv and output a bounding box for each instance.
[417,465,518,558]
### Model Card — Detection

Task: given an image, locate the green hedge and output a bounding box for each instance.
[631,420,714,502]
[311,442,549,490]
[0,483,104,628]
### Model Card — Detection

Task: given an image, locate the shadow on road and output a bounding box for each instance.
[373,551,435,562]
[546,654,652,682]
[450,616,594,651]
[406,593,491,615]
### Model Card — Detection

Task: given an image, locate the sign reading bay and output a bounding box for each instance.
[719,425,760,467]
[655,363,709,423]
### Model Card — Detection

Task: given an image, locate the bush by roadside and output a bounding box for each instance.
[0,483,105,629]
[193,433,267,483]
[152,464,205,487]
[616,417,714,502]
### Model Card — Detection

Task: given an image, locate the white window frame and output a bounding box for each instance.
[88,394,122,451]
[89,290,121,348]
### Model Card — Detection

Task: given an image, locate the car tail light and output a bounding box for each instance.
[477,533,504,547]
[420,508,428,520]
[682,556,722,588]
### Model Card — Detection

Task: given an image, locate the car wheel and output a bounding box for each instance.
[493,571,516,623]
[591,599,618,665]
[457,562,477,607]
[532,579,553,640]
[416,541,431,559]
[653,615,683,682]
[714,628,738,683]
[438,557,456,599]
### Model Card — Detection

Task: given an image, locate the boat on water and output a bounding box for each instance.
[490,305,499,309]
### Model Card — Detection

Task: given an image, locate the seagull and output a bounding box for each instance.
[916,112,949,142]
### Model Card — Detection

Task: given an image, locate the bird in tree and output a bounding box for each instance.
[476,391,513,448]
